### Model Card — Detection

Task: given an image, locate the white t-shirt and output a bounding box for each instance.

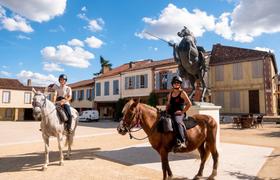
[54,85,72,105]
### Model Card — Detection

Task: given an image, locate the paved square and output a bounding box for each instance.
[97,142,273,179]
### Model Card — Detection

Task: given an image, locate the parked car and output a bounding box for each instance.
[79,110,99,122]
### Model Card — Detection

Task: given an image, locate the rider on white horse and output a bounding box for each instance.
[53,74,73,133]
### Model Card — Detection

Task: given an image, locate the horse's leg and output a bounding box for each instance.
[160,149,172,180]
[42,135,49,170]
[200,78,207,102]
[194,142,210,179]
[57,133,64,166]
[208,128,219,180]
[188,76,196,100]
[65,133,73,160]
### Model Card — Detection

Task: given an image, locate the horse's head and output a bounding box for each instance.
[32,88,48,119]
[117,99,139,135]
[177,26,191,38]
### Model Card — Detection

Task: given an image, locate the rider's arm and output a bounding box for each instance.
[181,91,192,114]
[53,90,57,103]
[64,87,72,103]
[166,92,171,112]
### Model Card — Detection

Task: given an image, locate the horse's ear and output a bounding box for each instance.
[32,88,37,94]
[184,26,187,29]
[131,100,139,109]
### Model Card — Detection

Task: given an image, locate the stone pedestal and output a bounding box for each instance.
[187,102,221,150]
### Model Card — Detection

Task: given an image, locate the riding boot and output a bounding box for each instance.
[63,104,72,133]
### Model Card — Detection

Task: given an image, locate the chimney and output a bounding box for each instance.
[27,79,31,86]
[129,61,135,68]
[102,65,110,74]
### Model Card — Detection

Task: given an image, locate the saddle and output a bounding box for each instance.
[56,105,68,122]
[158,112,198,133]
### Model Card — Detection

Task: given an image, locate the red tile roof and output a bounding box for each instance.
[210,44,277,73]
[68,79,95,88]
[0,78,50,92]
[95,58,176,79]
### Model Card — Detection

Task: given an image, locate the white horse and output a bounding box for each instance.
[32,88,78,170]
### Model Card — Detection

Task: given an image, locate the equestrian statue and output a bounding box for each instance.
[169,26,208,102]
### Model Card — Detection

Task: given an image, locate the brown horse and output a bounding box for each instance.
[117,99,219,180]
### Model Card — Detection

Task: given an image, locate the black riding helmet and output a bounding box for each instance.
[58,74,67,82]
[171,75,183,85]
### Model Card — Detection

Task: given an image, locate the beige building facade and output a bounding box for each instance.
[209,44,278,115]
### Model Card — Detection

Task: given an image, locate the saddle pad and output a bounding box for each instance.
[183,116,198,129]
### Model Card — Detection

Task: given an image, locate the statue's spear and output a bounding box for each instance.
[144,31,173,45]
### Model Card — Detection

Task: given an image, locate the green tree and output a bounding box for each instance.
[148,92,158,107]
[115,98,126,121]
[93,56,112,76]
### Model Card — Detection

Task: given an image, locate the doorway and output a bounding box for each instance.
[249,90,260,114]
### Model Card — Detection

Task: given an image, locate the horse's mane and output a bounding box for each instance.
[141,103,157,113]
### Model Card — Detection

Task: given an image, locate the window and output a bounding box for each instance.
[215,91,224,107]
[140,74,148,88]
[86,89,93,100]
[104,81,109,96]
[215,65,224,81]
[24,92,31,104]
[96,83,101,96]
[2,91,10,103]
[113,80,119,95]
[160,72,168,89]
[78,90,84,100]
[125,76,135,89]
[233,63,243,80]
[252,60,263,78]
[72,91,76,101]
[230,91,240,108]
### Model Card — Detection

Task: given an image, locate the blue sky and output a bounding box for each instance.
[0,0,280,86]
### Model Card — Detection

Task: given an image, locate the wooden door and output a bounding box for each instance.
[249,90,260,114]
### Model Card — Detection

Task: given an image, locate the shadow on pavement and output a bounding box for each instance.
[96,146,199,166]
[0,147,101,173]
[78,121,119,129]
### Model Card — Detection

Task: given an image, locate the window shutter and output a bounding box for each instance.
[92,87,95,98]
[155,72,160,90]
[136,75,140,89]
[144,74,148,88]
[167,72,173,89]
[125,77,128,89]
[132,76,136,89]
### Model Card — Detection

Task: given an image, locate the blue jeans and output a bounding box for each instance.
[173,114,186,143]
[63,104,72,130]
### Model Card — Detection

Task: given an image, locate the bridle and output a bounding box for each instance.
[32,94,47,109]
[122,104,159,140]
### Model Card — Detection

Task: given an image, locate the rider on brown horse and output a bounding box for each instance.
[166,75,192,151]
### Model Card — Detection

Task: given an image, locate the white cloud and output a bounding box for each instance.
[255,47,274,53]
[67,38,84,47]
[85,36,103,48]
[43,63,64,72]
[0,0,66,22]
[0,70,11,76]
[49,25,65,32]
[135,3,215,42]
[41,45,94,68]
[17,70,57,86]
[87,18,104,32]
[17,34,31,40]
[77,11,104,32]
[1,15,33,33]
[2,65,8,68]
[81,6,87,12]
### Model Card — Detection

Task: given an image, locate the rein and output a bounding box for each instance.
[125,106,160,141]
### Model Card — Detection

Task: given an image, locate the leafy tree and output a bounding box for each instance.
[148,92,158,107]
[115,98,126,121]
[93,56,112,76]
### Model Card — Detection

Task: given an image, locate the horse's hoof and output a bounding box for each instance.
[59,162,64,166]
[64,156,70,160]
